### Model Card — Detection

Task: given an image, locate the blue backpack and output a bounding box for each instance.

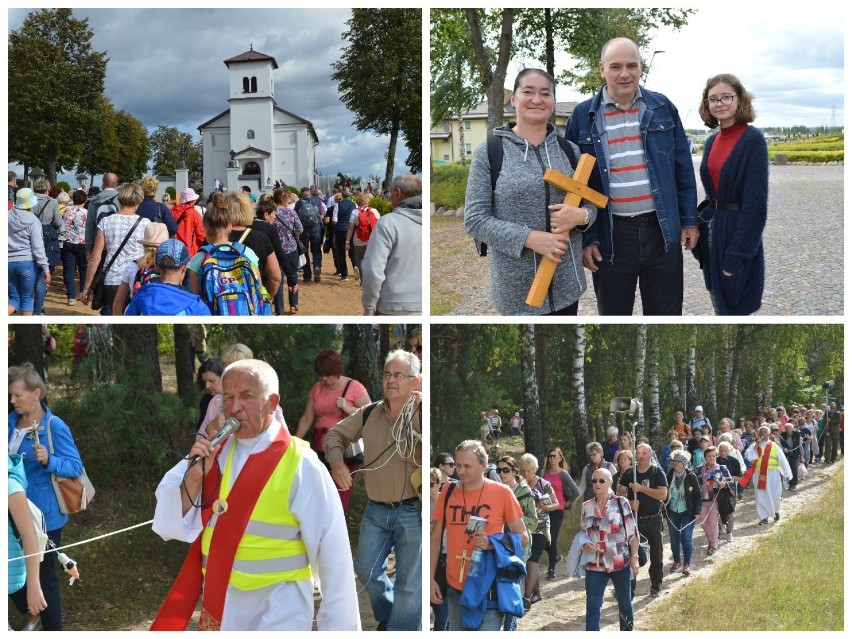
[199,241,271,316]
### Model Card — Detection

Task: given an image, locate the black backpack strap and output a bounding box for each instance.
[440,481,458,541]
[556,137,578,170]
[487,135,503,192]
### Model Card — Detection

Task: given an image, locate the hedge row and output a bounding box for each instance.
[769,141,844,152]
[431,162,470,209]
[769,150,844,163]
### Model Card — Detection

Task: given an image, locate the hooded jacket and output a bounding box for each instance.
[361,196,422,314]
[464,124,596,315]
[8,207,50,272]
[459,532,526,629]
[124,282,211,316]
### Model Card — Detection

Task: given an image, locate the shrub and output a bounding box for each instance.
[769,150,844,163]
[370,196,392,215]
[431,162,471,209]
[57,181,72,192]
[166,186,176,199]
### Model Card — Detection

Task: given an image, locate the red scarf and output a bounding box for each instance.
[151,427,291,631]
[738,440,773,490]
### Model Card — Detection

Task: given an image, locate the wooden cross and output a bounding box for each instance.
[456,549,470,582]
[525,154,609,308]
[27,420,44,445]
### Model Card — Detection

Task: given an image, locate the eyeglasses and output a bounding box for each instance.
[547,454,559,458]
[706,94,736,107]
[591,478,609,485]
[382,372,415,381]
[440,461,455,468]
[588,452,601,459]
[496,467,513,474]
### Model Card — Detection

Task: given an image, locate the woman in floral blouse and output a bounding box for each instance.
[60,190,89,306]
[581,467,639,631]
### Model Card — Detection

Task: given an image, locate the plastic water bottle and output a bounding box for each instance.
[467,548,483,577]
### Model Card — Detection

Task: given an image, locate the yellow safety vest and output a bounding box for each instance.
[201,437,312,591]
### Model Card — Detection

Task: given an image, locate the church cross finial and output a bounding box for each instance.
[250,43,253,51]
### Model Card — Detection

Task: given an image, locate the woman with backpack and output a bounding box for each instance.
[345,192,379,284]
[265,190,303,315]
[463,68,596,315]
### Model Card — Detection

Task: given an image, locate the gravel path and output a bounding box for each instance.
[431,161,843,316]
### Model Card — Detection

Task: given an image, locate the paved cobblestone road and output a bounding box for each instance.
[432,160,843,316]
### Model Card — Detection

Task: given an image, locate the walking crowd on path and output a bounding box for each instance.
[8,171,421,317]
[430,400,843,631]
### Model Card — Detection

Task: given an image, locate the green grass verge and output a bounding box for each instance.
[645,464,844,631]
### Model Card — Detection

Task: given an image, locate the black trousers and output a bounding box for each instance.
[592,217,684,315]
[10,528,63,630]
[631,513,663,597]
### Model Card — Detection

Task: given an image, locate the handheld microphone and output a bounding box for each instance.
[189,417,239,467]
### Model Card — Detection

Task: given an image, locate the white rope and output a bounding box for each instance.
[10,518,155,563]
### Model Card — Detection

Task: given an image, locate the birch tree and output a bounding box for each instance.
[634,324,647,433]
[647,327,661,449]
[686,326,697,412]
[520,324,545,462]
[573,324,591,464]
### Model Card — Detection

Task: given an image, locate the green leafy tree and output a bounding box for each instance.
[76,95,120,183]
[8,8,109,185]
[331,9,422,187]
[149,125,203,176]
[430,10,482,165]
[514,9,694,94]
[112,109,150,182]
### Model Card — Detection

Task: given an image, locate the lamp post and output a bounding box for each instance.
[643,50,665,85]
[29,167,46,188]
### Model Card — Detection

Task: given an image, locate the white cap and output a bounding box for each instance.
[514,412,519,417]
[694,405,703,412]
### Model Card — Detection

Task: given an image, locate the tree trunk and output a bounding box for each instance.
[519,325,544,463]
[384,125,399,193]
[572,324,590,466]
[634,325,647,434]
[723,329,734,418]
[707,347,717,422]
[544,9,555,79]
[10,326,47,385]
[667,350,682,413]
[467,8,514,136]
[728,326,745,420]
[686,326,697,412]
[648,328,661,450]
[112,325,162,396]
[173,325,195,399]
[535,325,548,424]
[344,325,382,402]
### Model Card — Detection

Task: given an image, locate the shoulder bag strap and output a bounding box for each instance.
[439,481,458,542]
[339,380,353,419]
[102,216,144,277]
[45,415,55,455]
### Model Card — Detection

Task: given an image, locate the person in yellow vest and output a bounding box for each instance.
[151,359,359,630]
[324,349,423,630]
[743,424,792,525]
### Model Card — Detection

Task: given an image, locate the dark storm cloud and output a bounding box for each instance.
[8,8,418,181]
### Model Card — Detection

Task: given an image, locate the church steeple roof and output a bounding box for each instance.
[224,45,278,70]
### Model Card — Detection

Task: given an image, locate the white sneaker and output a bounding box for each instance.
[67,298,77,306]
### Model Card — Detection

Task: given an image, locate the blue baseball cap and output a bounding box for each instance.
[156,239,190,268]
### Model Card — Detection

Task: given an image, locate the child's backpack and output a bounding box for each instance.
[199,242,271,316]
[355,206,378,242]
[132,265,160,295]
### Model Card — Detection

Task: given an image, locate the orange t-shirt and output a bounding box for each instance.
[673,423,690,441]
[432,479,523,591]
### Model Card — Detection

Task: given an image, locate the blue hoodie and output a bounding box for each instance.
[124,282,211,316]
[8,454,29,594]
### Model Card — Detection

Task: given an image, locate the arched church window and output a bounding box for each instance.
[244,162,261,175]
[251,76,257,93]
[247,129,255,140]
[242,77,250,93]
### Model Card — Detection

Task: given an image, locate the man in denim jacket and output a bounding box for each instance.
[565,37,698,315]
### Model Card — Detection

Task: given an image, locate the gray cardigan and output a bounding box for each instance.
[464,124,596,315]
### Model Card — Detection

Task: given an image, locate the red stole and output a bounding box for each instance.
[738,441,773,490]
[151,427,291,631]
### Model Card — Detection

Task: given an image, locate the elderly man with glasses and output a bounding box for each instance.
[325,349,423,630]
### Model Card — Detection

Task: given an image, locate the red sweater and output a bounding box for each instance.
[707,122,747,192]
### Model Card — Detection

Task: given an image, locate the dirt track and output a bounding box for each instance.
[516,459,842,630]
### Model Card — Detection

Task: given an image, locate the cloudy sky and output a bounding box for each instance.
[509,6,845,130]
[7,7,416,186]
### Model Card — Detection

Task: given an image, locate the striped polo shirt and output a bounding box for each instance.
[602,88,654,216]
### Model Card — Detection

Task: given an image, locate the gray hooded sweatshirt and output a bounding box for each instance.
[8,207,49,272]
[361,196,422,315]
[464,124,596,315]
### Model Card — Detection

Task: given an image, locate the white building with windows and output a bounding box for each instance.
[199,46,318,195]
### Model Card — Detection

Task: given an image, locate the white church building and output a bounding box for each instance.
[199,46,318,195]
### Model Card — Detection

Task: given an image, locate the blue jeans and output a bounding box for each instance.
[446,586,504,631]
[592,216,684,315]
[34,263,49,315]
[354,500,421,630]
[8,261,37,312]
[61,243,88,300]
[585,566,633,631]
[667,509,695,565]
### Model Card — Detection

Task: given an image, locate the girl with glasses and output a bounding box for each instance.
[693,73,768,315]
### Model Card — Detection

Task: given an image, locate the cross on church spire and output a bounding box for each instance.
[250,43,253,51]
